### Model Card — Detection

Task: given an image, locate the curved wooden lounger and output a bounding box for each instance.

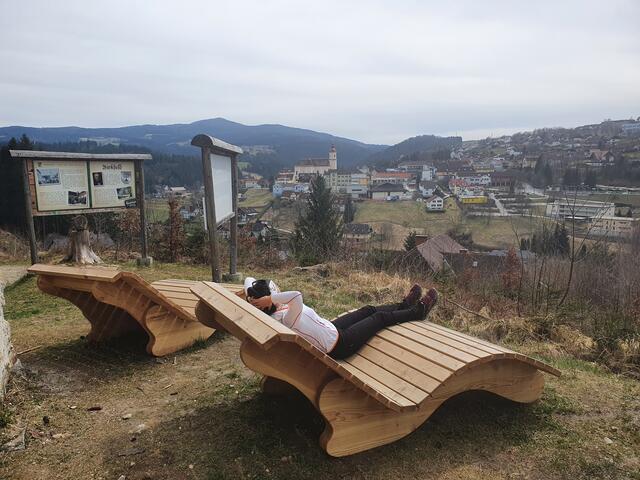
[27,264,221,356]
[191,281,561,457]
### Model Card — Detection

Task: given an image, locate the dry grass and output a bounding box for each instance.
[1,261,639,479]
[239,189,272,208]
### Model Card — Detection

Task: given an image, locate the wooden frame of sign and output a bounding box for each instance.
[190,134,243,282]
[10,150,152,265]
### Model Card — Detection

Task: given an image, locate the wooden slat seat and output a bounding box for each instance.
[191,281,560,457]
[27,264,227,356]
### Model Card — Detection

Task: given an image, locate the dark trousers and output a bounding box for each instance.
[328,302,419,360]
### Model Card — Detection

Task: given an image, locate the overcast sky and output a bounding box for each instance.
[1,0,639,144]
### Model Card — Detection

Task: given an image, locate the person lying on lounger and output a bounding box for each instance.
[243,277,438,360]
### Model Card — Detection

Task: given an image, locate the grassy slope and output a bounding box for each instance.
[354,199,537,250]
[1,262,639,480]
[239,189,272,208]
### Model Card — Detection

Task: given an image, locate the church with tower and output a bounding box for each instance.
[293,145,337,180]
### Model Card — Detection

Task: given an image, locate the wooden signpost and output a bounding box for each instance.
[190,134,243,283]
[10,150,152,265]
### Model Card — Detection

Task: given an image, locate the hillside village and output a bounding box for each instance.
[218,117,639,255]
[3,2,640,478]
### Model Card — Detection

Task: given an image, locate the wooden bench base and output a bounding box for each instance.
[34,271,214,356]
[191,281,559,457]
[241,338,544,457]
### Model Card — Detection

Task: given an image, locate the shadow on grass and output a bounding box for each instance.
[19,330,228,392]
[104,386,564,479]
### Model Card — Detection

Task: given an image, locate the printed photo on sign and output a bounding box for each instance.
[68,190,88,205]
[92,172,104,186]
[33,160,90,212]
[88,160,136,208]
[36,168,61,186]
[117,186,132,199]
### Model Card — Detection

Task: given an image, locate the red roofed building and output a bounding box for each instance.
[448,178,469,194]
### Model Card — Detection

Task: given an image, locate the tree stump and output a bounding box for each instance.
[64,215,102,265]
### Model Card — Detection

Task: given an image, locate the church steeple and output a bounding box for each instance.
[329,144,337,170]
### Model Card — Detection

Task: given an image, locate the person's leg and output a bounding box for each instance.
[333,302,410,329]
[374,283,422,312]
[332,305,376,330]
[330,307,421,359]
[333,284,422,328]
[329,288,439,360]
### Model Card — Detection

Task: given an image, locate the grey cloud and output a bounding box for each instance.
[0,0,638,143]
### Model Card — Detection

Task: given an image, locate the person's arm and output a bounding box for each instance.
[270,291,303,328]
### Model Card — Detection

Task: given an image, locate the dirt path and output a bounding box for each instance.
[0,265,27,288]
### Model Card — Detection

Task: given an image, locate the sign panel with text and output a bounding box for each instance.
[210,152,234,224]
[89,160,136,208]
[33,160,91,212]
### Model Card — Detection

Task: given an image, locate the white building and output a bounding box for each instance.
[545,199,616,220]
[590,216,639,238]
[327,170,369,198]
[272,182,309,197]
[397,160,435,180]
[419,181,438,197]
[459,174,491,186]
[425,195,444,211]
[293,145,337,180]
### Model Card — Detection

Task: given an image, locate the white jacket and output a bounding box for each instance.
[244,277,339,353]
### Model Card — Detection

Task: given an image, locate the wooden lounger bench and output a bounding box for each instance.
[27,264,238,356]
[191,281,561,457]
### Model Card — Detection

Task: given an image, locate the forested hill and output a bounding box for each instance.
[0,118,386,177]
[0,119,464,186]
[367,134,463,167]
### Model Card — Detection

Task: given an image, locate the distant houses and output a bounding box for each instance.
[425,195,444,211]
[370,183,406,201]
[344,223,373,243]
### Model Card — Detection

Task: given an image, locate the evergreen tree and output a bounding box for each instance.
[543,163,553,186]
[555,224,570,256]
[584,169,598,188]
[18,134,33,150]
[292,176,343,265]
[404,231,417,251]
[343,195,355,223]
[562,168,581,186]
[534,157,544,175]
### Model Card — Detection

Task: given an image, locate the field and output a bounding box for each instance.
[145,198,170,223]
[239,189,272,208]
[1,262,639,479]
[354,199,536,250]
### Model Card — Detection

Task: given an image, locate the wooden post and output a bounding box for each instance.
[229,153,239,275]
[21,159,38,265]
[191,134,243,283]
[135,160,150,261]
[201,147,221,282]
